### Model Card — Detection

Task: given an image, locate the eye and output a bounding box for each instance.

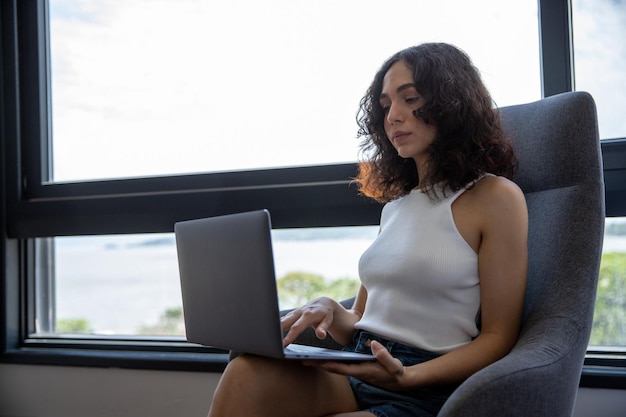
[405,96,420,105]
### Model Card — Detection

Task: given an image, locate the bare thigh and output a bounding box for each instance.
[208,354,360,417]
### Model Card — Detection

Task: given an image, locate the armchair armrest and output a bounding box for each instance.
[438,316,587,417]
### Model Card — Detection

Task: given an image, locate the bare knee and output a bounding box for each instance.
[213,355,279,399]
[209,355,307,415]
[221,354,300,388]
[208,355,358,417]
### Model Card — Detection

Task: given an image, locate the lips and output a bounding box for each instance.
[392,131,411,143]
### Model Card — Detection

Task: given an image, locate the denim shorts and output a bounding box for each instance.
[344,330,455,417]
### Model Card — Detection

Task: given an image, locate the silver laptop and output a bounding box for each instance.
[174,209,374,361]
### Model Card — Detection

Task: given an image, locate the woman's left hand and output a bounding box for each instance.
[303,340,408,391]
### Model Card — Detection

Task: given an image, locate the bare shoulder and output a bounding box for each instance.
[469,176,528,233]
[453,176,527,252]
[470,175,526,209]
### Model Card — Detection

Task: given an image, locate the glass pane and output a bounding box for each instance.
[47,234,182,336]
[572,0,626,139]
[49,0,540,182]
[37,226,377,336]
[39,218,626,345]
[590,217,626,348]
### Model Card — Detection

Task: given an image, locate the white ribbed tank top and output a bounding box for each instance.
[355,181,483,353]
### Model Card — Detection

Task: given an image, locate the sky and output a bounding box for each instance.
[572,0,626,139]
[47,0,625,183]
[48,0,543,182]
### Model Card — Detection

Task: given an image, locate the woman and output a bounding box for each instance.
[207,42,528,417]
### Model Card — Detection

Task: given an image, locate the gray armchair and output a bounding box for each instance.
[290,91,604,416]
[436,91,605,416]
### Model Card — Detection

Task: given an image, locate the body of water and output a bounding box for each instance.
[54,229,378,334]
[52,230,626,335]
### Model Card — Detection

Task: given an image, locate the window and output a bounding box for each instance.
[571,0,626,352]
[572,0,626,140]
[32,0,542,341]
[48,0,540,182]
[2,0,626,382]
[592,217,626,349]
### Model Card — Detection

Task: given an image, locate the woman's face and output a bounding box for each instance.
[379,60,437,167]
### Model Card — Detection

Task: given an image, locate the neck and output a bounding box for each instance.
[415,158,430,188]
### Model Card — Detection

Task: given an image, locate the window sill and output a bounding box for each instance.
[581,352,626,389]
[1,344,228,372]
[581,366,626,389]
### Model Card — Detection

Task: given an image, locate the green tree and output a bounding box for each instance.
[138,307,185,336]
[325,277,360,302]
[277,272,326,309]
[276,272,359,309]
[590,252,626,346]
[56,318,92,334]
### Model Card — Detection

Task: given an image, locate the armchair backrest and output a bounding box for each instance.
[502,91,604,332]
[439,91,605,416]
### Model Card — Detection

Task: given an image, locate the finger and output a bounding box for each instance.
[282,322,303,346]
[280,309,301,329]
[281,312,307,346]
[314,315,333,339]
[282,311,321,346]
[370,340,404,376]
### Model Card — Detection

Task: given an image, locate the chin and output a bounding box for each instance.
[397,150,414,159]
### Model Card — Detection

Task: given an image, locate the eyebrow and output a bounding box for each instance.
[379,83,418,102]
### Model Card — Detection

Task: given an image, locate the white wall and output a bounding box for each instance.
[573,388,626,417]
[1,364,625,417]
[0,364,220,417]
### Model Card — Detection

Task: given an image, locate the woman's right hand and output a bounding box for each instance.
[280,297,339,347]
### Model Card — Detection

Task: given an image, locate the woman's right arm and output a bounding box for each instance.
[281,284,367,347]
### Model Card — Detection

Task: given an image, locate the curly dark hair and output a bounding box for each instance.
[355,43,517,203]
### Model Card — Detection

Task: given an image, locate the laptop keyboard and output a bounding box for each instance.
[285,344,341,356]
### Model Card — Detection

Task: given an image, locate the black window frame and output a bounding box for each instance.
[1,0,626,387]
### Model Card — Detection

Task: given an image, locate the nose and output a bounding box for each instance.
[386,102,404,125]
